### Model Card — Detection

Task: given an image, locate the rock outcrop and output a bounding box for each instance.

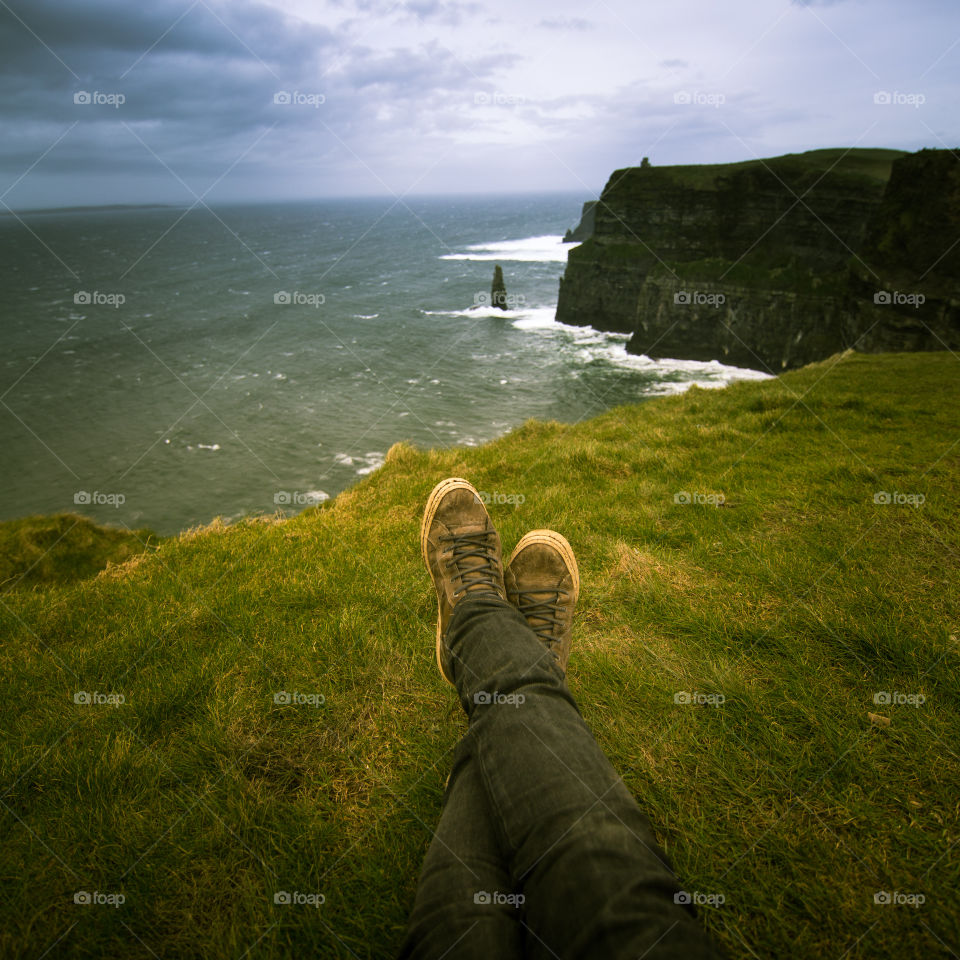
[491,265,508,310]
[555,148,960,371]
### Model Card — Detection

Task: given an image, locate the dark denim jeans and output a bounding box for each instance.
[398,596,723,959]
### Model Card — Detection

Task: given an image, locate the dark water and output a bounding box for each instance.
[0,196,769,534]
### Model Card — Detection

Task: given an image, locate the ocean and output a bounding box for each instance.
[0,195,770,535]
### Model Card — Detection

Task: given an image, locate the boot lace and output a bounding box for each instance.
[440,531,501,598]
[512,590,566,644]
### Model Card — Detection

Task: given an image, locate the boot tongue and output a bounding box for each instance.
[456,518,489,535]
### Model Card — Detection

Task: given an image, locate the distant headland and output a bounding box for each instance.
[0,203,180,217]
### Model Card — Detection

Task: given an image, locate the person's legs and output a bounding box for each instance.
[399,478,526,958]
[446,594,720,959]
[410,477,721,959]
[396,738,525,959]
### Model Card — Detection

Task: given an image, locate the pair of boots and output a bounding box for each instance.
[420,477,579,685]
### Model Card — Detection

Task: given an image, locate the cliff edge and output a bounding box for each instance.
[555,148,960,371]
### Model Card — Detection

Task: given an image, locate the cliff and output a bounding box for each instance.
[555,148,960,371]
[563,200,596,242]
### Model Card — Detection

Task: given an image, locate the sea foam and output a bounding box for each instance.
[440,235,576,262]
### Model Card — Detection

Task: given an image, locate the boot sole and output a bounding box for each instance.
[421,477,481,682]
[506,529,580,603]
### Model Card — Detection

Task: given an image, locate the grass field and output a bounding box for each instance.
[1,350,958,958]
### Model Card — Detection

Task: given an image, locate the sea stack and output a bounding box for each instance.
[491,265,508,310]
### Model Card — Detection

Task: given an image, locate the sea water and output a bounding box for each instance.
[0,195,769,534]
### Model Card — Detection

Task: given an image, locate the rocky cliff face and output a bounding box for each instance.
[563,201,596,242]
[555,149,960,371]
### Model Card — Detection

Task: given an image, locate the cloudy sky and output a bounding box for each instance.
[0,0,956,207]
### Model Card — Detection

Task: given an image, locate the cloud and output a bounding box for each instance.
[0,0,506,201]
[0,0,955,205]
[402,1,483,26]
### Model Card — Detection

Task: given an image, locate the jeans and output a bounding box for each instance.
[397,595,723,959]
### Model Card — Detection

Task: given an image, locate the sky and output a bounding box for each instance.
[0,0,957,207]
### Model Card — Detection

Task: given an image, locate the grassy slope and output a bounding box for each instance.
[1,351,958,959]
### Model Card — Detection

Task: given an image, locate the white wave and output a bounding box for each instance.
[510,311,774,387]
[423,304,557,323]
[332,451,385,475]
[510,307,574,329]
[597,342,773,388]
[197,443,221,451]
[356,452,385,476]
[353,313,380,319]
[440,235,576,262]
[424,297,772,390]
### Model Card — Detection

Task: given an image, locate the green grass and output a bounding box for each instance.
[1,351,958,958]
[0,513,159,592]
[609,147,908,192]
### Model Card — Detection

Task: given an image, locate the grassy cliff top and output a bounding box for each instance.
[606,147,908,194]
[0,513,159,592]
[1,351,958,958]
